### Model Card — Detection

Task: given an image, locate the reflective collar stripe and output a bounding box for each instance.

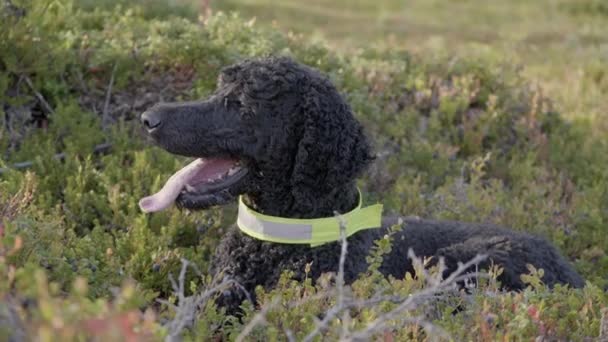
[236,191,383,247]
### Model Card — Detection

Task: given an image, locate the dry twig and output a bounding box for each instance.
[162,258,245,342]
[346,254,487,341]
[170,213,487,341]
[600,308,608,342]
[199,0,212,21]
[0,142,112,175]
[24,76,54,115]
[102,64,117,129]
[302,214,350,342]
[235,297,280,342]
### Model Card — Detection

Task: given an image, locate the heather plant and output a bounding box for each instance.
[0,0,607,340]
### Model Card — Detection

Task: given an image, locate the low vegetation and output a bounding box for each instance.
[0,0,606,340]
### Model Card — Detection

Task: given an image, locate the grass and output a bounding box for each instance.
[216,0,608,120]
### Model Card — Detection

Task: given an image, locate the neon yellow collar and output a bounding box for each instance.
[236,190,383,247]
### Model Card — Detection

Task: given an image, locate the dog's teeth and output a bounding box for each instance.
[209,174,224,182]
[227,166,241,176]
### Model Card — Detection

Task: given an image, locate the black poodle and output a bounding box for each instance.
[138,56,583,313]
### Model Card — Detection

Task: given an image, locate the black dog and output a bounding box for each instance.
[139,56,583,313]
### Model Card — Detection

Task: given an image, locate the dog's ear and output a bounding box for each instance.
[290,73,373,207]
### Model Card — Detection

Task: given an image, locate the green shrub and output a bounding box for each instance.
[1,0,607,340]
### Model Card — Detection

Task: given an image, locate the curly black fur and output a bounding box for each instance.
[141,56,584,314]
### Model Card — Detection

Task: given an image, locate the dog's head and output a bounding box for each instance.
[139,56,373,213]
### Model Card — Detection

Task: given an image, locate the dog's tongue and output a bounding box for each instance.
[139,158,235,213]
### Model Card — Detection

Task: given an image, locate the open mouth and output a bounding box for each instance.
[139,157,248,213]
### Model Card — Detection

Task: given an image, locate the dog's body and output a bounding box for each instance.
[210,215,583,310]
[140,57,583,313]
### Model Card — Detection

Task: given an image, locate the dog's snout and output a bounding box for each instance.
[141,110,162,131]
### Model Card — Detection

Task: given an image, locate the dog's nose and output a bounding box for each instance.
[141,110,161,131]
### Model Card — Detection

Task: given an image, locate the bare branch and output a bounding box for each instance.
[347,254,487,341]
[235,297,280,342]
[302,303,344,342]
[302,212,350,342]
[284,329,297,342]
[199,0,212,21]
[24,76,54,115]
[159,222,486,342]
[0,143,112,175]
[163,259,245,342]
[335,213,348,309]
[600,308,608,340]
[336,214,350,340]
[102,64,117,129]
[296,213,487,341]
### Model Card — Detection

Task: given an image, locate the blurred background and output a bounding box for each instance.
[79,0,608,121]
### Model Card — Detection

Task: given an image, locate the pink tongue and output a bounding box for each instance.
[138,158,235,213]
